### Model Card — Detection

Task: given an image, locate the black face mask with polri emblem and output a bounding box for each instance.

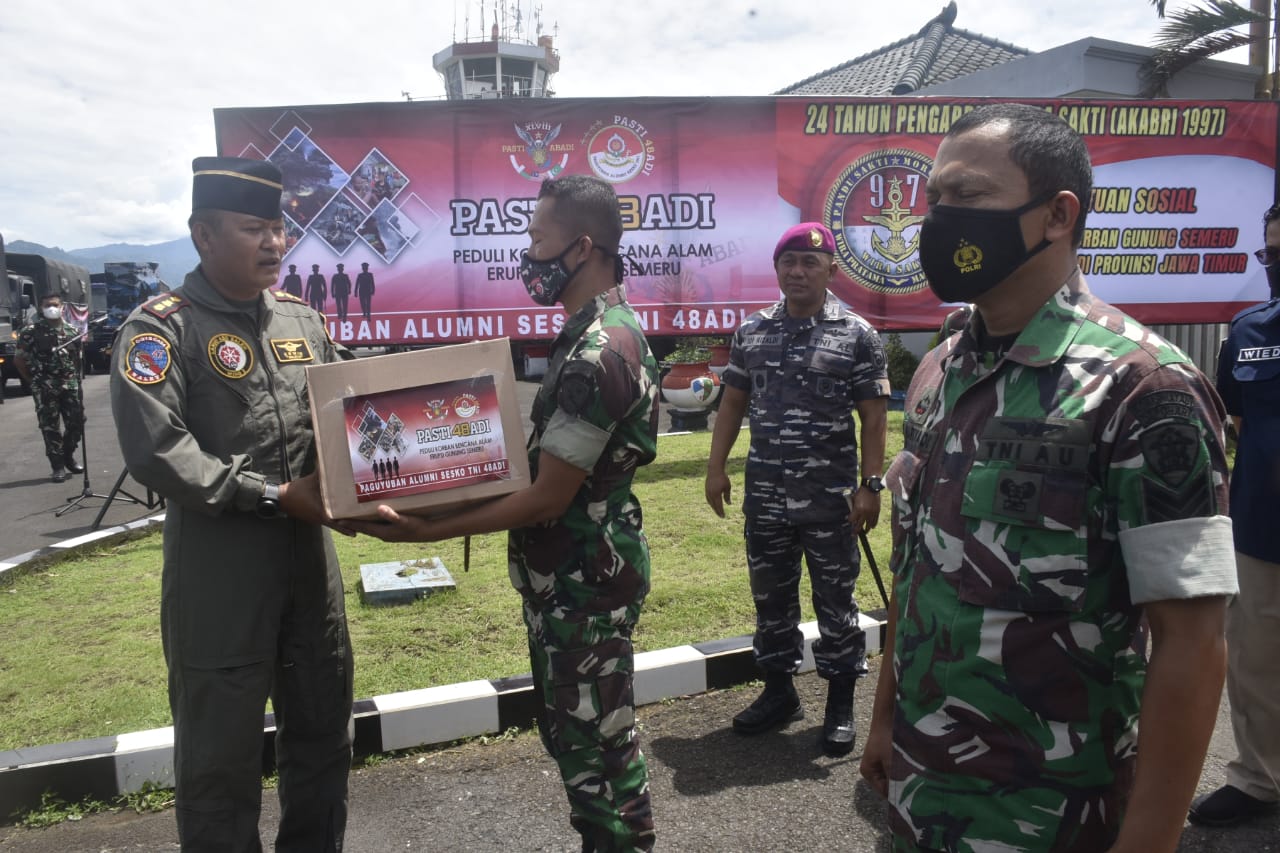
[919,192,1055,303]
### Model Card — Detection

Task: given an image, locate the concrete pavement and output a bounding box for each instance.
[0,661,1274,852]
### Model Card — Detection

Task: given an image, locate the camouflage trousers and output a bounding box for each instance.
[31,381,85,469]
[523,598,655,852]
[744,517,868,680]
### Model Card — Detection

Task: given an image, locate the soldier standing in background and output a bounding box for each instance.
[281,263,303,298]
[355,261,376,321]
[1188,202,1280,828]
[110,157,354,851]
[305,262,327,313]
[335,174,659,852]
[705,222,888,757]
[861,103,1236,853]
[330,263,351,322]
[15,292,85,482]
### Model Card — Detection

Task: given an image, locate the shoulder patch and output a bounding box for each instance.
[273,289,306,304]
[558,367,595,417]
[142,293,187,319]
[123,333,173,385]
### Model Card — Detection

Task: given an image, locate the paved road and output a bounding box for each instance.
[0,662,1274,852]
[0,371,159,561]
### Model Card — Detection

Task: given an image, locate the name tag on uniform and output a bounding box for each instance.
[1238,346,1280,362]
[270,338,314,364]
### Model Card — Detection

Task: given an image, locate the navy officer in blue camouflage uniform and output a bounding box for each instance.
[705,222,890,755]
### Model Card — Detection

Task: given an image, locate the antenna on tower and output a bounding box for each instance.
[534,2,542,36]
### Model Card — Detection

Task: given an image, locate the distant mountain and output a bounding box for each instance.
[7,238,197,284]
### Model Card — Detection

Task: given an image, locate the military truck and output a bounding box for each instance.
[84,262,167,372]
[0,242,91,394]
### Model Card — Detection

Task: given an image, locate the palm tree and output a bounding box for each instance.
[1141,0,1276,97]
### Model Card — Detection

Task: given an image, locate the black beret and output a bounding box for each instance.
[191,156,283,219]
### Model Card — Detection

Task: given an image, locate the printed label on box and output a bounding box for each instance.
[343,375,513,502]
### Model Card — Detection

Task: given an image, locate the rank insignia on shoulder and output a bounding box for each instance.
[123,333,173,385]
[273,290,306,304]
[270,337,314,364]
[142,293,187,319]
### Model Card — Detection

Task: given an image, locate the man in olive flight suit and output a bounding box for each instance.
[110,157,353,852]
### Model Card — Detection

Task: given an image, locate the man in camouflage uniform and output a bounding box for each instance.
[16,292,86,482]
[705,222,889,757]
[110,157,354,851]
[860,104,1237,853]
[348,175,658,852]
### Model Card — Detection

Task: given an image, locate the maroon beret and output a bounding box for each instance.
[773,222,835,262]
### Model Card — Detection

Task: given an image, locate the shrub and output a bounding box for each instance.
[883,332,920,392]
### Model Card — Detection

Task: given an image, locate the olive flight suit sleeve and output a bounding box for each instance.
[110,317,267,515]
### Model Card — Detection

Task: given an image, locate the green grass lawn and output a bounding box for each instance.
[0,416,904,752]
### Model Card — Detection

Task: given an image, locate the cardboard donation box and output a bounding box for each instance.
[307,338,530,520]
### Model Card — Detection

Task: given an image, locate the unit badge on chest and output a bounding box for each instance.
[270,338,314,364]
[208,333,254,379]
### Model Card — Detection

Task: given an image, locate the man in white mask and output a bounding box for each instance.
[15,293,85,482]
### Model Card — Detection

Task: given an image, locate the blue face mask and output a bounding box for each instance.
[519,236,586,306]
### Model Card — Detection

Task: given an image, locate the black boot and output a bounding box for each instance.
[64,451,84,475]
[733,671,802,735]
[821,677,857,756]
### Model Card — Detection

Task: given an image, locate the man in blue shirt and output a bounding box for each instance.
[1191,202,1280,827]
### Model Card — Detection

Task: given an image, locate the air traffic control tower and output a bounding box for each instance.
[432,5,560,100]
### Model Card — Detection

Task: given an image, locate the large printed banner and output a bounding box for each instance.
[214,97,1278,343]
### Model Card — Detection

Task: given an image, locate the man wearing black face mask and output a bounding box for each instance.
[860,104,1237,853]
[341,174,660,852]
[1188,203,1280,829]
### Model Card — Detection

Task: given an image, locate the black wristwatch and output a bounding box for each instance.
[255,482,283,519]
[860,475,885,493]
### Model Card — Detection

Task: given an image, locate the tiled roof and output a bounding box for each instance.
[777,1,1029,96]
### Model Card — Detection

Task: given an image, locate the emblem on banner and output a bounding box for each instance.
[583,117,655,183]
[208,333,254,379]
[824,147,933,295]
[509,121,571,181]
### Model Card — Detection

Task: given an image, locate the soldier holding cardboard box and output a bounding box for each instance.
[347,174,660,853]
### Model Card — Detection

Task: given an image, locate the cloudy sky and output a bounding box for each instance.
[0,0,1243,250]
